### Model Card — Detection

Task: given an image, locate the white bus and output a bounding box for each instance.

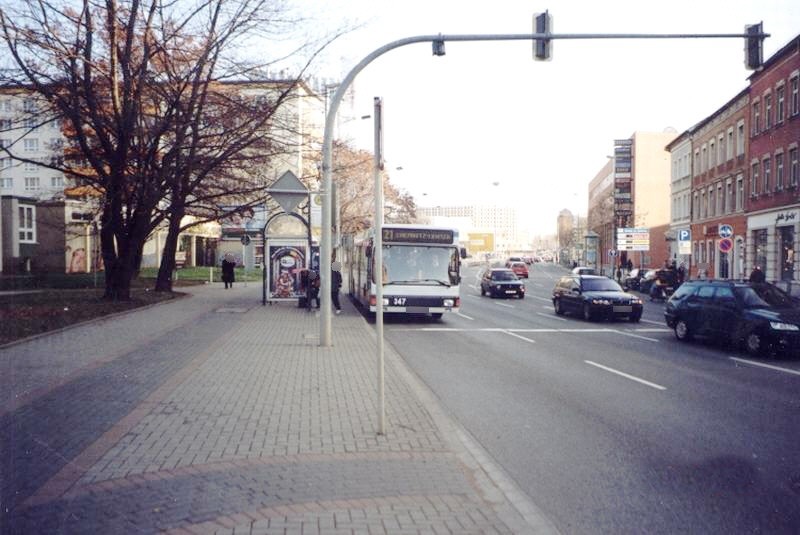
[347,224,465,319]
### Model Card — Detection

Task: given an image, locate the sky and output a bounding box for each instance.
[291,0,800,235]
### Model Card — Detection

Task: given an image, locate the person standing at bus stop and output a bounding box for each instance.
[331,261,343,314]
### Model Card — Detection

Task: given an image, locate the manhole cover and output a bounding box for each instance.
[215,307,249,313]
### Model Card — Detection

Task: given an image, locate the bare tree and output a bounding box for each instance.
[0,0,338,298]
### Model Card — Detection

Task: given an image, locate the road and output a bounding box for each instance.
[382,262,800,534]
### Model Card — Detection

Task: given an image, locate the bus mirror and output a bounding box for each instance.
[460,247,468,259]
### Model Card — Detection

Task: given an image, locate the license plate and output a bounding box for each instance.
[505,290,517,294]
[613,305,632,312]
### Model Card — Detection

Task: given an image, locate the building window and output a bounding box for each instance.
[754,229,768,272]
[0,138,10,149]
[51,176,64,188]
[780,226,795,281]
[18,204,36,243]
[0,118,11,131]
[709,187,716,217]
[0,177,11,189]
[693,191,699,218]
[24,176,40,190]
[22,99,36,113]
[0,157,11,169]
[0,99,11,112]
[751,162,760,195]
[776,152,785,191]
[718,134,725,166]
[737,121,745,155]
[777,85,786,123]
[791,75,799,117]
[701,145,708,172]
[736,174,744,210]
[791,148,799,187]
[710,140,716,168]
[765,94,773,129]
[24,161,37,171]
[763,157,771,193]
[694,150,701,174]
[717,183,723,215]
[752,101,760,135]
[726,129,734,161]
[23,138,38,152]
[725,180,732,213]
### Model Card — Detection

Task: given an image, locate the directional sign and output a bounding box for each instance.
[719,237,733,253]
[719,224,733,239]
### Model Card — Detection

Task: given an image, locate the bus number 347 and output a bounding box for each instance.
[391,297,406,306]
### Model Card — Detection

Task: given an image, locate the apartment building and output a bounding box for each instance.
[745,36,800,285]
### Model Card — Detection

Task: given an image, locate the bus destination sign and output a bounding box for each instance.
[382,228,454,244]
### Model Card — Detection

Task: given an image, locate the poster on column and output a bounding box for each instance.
[268,243,307,301]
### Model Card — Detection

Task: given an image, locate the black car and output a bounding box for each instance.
[480,268,525,299]
[552,275,643,322]
[664,280,800,356]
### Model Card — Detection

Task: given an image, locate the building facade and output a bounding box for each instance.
[745,36,800,287]
[687,89,750,280]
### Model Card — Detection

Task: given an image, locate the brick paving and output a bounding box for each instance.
[0,284,556,534]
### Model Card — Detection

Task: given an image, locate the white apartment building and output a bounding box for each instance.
[417,204,524,253]
[667,134,693,264]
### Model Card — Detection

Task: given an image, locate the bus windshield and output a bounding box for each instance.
[382,245,458,285]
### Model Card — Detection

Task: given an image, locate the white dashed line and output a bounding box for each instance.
[537,312,567,322]
[612,330,660,342]
[585,360,667,390]
[456,312,475,320]
[503,330,536,344]
[495,302,515,309]
[730,357,800,376]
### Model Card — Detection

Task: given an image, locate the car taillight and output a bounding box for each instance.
[369,295,376,306]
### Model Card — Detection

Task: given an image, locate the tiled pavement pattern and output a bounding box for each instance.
[1,284,555,534]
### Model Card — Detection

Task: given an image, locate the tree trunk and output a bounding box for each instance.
[155,208,184,292]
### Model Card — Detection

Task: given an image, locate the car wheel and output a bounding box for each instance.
[480,286,486,296]
[629,313,641,323]
[582,303,593,321]
[744,331,765,357]
[554,299,564,315]
[518,293,525,299]
[674,319,692,341]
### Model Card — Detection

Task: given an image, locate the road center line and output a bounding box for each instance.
[503,330,536,344]
[585,360,667,390]
[730,357,800,376]
[612,330,660,342]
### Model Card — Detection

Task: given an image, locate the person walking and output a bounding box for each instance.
[221,253,236,289]
[307,270,320,310]
[331,261,343,314]
[749,265,766,283]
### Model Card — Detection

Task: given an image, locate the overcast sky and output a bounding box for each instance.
[293,0,800,235]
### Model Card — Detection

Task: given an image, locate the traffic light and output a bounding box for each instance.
[534,10,552,61]
[745,22,764,71]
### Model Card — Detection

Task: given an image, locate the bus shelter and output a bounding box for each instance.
[262,212,312,305]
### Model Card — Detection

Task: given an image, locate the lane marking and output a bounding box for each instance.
[456,311,475,320]
[585,360,667,390]
[730,357,800,377]
[495,302,515,309]
[537,312,567,322]
[530,295,552,303]
[503,330,536,344]
[612,330,660,342]
[640,318,664,326]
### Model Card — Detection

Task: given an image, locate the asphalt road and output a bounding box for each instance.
[383,262,800,534]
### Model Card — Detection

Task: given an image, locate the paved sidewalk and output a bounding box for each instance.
[1,283,556,534]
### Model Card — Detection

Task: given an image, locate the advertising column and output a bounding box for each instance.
[613,139,634,269]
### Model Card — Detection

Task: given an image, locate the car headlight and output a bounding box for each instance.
[630,298,642,305]
[769,321,799,331]
[443,299,455,307]
[591,299,611,305]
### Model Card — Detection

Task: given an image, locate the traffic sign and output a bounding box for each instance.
[719,224,733,239]
[719,237,733,252]
[678,229,691,242]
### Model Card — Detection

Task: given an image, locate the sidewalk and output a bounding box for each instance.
[1,283,556,534]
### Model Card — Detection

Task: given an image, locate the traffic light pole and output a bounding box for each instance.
[320,27,768,347]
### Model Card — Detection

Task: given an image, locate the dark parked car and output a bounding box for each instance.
[664,280,800,356]
[480,268,525,299]
[552,275,643,322]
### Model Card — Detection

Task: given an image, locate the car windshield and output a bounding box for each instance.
[582,278,623,292]
[492,271,518,281]
[735,285,796,309]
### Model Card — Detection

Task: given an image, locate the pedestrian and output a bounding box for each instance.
[626,258,633,273]
[307,269,320,310]
[221,253,236,289]
[749,265,766,283]
[677,262,686,285]
[331,261,343,314]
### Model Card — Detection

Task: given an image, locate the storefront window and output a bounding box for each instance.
[753,229,768,274]
[780,226,795,281]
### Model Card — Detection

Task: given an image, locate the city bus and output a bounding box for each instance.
[347,224,465,318]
